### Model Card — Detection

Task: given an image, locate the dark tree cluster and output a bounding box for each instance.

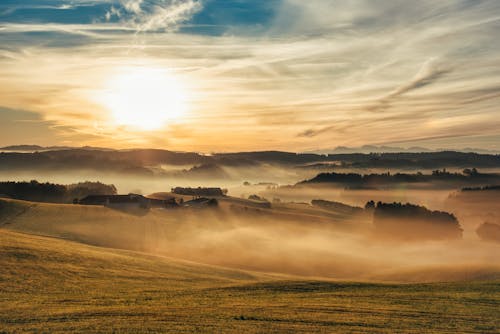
[370,201,462,240]
[462,185,500,191]
[346,152,500,169]
[172,187,227,197]
[67,182,117,200]
[0,180,117,203]
[300,169,500,188]
[0,180,66,203]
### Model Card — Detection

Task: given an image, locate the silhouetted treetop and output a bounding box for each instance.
[370,201,462,240]
[299,170,500,188]
[0,180,116,203]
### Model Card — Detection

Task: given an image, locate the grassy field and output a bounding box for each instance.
[1,229,499,333]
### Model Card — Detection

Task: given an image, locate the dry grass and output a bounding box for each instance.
[1,229,499,333]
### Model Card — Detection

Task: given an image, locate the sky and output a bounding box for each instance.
[1,0,499,152]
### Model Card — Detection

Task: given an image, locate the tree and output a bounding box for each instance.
[365,200,375,210]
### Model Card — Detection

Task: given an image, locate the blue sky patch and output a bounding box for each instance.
[181,0,280,35]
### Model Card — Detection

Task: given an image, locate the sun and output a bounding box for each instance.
[101,67,188,130]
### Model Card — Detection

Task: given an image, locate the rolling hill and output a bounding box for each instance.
[1,198,499,282]
[1,229,499,333]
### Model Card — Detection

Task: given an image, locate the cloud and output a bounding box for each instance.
[0,107,60,146]
[105,6,121,22]
[368,59,452,112]
[123,0,143,14]
[116,0,204,32]
[387,59,450,99]
[298,59,452,138]
[297,128,319,138]
[0,0,204,33]
[1,1,500,151]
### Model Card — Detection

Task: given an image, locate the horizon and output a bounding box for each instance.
[1,143,500,155]
[1,1,500,151]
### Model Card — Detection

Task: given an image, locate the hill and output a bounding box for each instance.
[299,170,500,189]
[0,196,367,261]
[1,229,499,333]
[1,197,499,282]
[1,149,500,176]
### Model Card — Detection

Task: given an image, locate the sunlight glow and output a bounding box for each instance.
[101,67,188,130]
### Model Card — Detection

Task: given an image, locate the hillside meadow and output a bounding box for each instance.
[2,198,500,281]
[1,229,499,333]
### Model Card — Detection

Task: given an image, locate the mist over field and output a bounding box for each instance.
[2,0,500,330]
[2,180,499,283]
[1,150,499,285]
[1,146,499,333]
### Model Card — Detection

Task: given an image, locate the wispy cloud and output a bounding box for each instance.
[1,1,500,151]
[298,59,452,137]
[367,59,452,113]
[109,0,204,32]
[388,60,450,100]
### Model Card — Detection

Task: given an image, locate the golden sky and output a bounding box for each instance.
[1,0,499,152]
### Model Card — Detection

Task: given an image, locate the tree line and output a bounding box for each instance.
[0,180,117,203]
[300,169,500,188]
[366,201,462,240]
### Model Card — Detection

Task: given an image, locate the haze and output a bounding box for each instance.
[1,0,500,152]
[1,2,499,332]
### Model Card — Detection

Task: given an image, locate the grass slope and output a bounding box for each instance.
[0,197,357,247]
[1,198,500,282]
[1,229,499,333]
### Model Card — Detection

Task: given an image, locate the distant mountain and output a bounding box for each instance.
[0,148,499,175]
[307,145,499,154]
[0,145,113,152]
[0,148,211,175]
[0,145,45,151]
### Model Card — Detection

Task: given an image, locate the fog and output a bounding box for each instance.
[3,191,499,283]
[1,162,499,282]
[0,164,316,195]
[148,208,499,282]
